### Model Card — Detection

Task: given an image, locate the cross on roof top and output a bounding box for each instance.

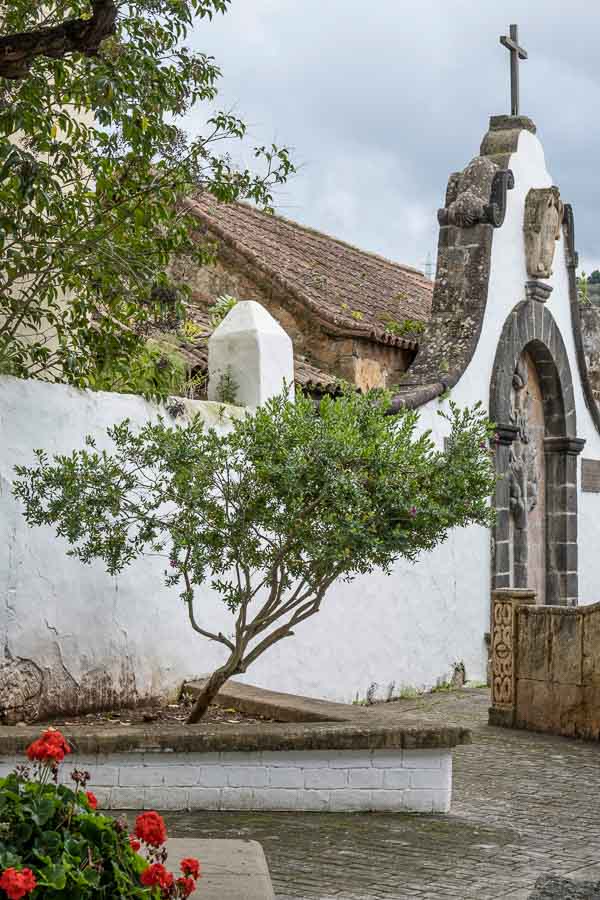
[500,24,528,117]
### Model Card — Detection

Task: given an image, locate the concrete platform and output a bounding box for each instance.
[167,838,275,899]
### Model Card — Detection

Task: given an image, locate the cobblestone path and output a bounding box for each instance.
[164,689,600,899]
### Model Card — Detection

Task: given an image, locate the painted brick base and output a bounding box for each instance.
[0,748,452,812]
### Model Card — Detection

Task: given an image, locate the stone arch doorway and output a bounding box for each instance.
[490,301,585,606]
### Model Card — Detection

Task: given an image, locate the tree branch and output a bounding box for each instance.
[0,1,118,79]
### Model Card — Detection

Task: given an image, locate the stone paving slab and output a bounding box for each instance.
[168,838,274,899]
[159,689,600,899]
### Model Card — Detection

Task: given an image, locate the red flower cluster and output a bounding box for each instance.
[0,868,37,900]
[180,858,201,880]
[26,728,71,765]
[176,876,196,897]
[85,791,98,810]
[129,835,141,852]
[134,811,167,847]
[140,863,174,891]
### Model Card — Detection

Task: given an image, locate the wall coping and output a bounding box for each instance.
[0,680,471,756]
[517,600,600,617]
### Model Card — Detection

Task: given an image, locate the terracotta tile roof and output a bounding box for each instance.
[184,195,433,350]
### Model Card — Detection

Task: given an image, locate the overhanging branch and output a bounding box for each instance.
[0,1,118,79]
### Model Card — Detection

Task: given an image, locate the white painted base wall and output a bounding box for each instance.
[0,748,452,813]
[0,375,490,717]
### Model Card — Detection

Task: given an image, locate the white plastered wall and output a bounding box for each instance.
[2,128,600,710]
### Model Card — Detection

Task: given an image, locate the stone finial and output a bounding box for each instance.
[437,157,514,229]
[208,300,294,408]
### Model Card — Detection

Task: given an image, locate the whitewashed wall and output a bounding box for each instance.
[0,375,488,711]
[3,126,600,713]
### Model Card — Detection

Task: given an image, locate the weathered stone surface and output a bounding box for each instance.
[524,187,564,279]
[0,680,471,756]
[491,596,600,740]
[528,875,600,899]
[167,839,275,899]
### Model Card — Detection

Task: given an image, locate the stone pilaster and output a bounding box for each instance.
[489,588,536,727]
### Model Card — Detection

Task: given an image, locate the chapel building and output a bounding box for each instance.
[171,195,434,397]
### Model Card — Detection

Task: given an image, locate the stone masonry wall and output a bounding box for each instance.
[489,589,600,739]
[0,748,452,813]
[174,249,413,391]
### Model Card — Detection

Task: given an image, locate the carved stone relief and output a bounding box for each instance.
[437,156,514,229]
[509,353,546,602]
[524,186,564,279]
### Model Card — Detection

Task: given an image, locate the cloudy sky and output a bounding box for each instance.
[188,1,600,275]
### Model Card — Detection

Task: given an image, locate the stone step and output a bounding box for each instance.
[167,838,275,899]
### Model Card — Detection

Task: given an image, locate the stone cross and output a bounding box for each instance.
[500,24,528,117]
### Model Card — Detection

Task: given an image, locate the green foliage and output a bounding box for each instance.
[0,772,147,898]
[382,317,426,337]
[13,389,496,720]
[215,367,239,404]
[0,2,294,395]
[209,294,238,328]
[578,272,590,304]
[87,339,188,398]
[588,270,600,285]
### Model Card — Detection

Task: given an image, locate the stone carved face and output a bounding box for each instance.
[524,187,564,280]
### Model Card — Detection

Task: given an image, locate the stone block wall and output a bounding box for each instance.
[0,748,452,813]
[489,588,600,739]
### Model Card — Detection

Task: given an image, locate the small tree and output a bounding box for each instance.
[13,390,496,723]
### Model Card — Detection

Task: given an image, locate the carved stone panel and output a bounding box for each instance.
[582,459,600,493]
[509,352,546,603]
[524,186,564,279]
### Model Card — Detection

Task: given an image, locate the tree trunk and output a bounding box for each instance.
[186,663,236,724]
[0,1,118,79]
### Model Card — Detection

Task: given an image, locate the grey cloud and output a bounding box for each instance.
[189,1,600,272]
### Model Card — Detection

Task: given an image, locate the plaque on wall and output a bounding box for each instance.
[582,458,600,493]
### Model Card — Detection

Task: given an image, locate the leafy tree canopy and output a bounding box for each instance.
[14,389,496,722]
[0,1,294,396]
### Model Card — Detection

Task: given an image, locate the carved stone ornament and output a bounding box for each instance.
[524,186,564,279]
[438,156,514,229]
[490,597,515,708]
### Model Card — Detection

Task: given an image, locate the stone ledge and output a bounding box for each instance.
[0,719,470,756]
[0,681,471,756]
[167,839,274,899]
[186,678,352,723]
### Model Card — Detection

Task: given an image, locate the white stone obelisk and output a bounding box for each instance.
[207,301,294,407]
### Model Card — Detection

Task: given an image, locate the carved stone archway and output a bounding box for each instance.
[490,300,585,606]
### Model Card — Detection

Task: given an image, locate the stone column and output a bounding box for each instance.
[208,301,294,408]
[492,424,519,591]
[489,587,536,727]
[544,436,585,607]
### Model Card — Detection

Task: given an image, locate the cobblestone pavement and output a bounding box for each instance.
[163,689,600,899]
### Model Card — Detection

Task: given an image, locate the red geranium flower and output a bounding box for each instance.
[180,858,201,880]
[85,791,98,810]
[26,728,71,765]
[0,867,37,900]
[140,863,174,890]
[176,876,196,897]
[134,811,167,847]
[129,835,141,852]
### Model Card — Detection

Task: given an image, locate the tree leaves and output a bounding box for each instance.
[0,0,295,397]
